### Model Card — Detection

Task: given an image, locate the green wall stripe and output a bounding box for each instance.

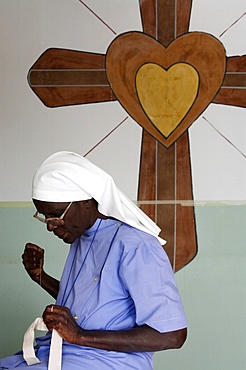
[0,202,33,208]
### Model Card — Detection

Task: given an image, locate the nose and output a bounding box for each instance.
[47,222,58,232]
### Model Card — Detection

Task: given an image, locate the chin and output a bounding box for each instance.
[54,233,73,244]
[62,234,78,244]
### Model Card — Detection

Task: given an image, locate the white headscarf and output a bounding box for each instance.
[32,151,166,245]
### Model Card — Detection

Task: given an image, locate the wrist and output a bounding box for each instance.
[33,269,45,284]
[73,326,87,346]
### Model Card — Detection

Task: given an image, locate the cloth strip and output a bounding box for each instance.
[22,317,62,370]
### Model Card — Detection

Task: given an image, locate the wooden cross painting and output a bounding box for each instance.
[27,0,246,272]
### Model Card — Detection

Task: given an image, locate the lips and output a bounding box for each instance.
[54,230,77,244]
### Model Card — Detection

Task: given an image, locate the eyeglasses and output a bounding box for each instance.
[33,201,73,226]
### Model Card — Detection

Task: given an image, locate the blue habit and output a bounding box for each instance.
[1,219,187,369]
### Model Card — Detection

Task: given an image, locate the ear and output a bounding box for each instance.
[82,200,91,209]
[82,199,101,218]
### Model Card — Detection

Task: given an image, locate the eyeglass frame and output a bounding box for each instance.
[33,201,73,226]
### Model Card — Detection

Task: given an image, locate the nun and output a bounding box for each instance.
[1,151,187,370]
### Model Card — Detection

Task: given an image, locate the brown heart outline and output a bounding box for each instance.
[106,31,226,148]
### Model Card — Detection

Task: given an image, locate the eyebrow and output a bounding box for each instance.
[38,207,64,218]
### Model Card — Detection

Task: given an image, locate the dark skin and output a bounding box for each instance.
[22,199,187,352]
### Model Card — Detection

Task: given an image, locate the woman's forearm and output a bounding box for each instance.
[38,271,60,299]
[43,305,187,353]
[74,325,187,352]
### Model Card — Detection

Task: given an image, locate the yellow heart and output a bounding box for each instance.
[136,63,199,138]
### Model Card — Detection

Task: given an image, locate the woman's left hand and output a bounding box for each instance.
[43,305,83,344]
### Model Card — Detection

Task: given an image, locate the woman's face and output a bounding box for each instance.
[33,199,99,244]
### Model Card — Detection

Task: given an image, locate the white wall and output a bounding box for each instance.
[0,0,245,203]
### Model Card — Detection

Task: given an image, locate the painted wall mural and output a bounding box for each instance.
[27,0,246,271]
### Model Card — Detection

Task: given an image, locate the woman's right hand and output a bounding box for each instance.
[22,243,45,283]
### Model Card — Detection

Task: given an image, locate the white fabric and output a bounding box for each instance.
[23,318,62,370]
[32,151,166,245]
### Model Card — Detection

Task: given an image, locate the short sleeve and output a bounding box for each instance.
[119,236,188,333]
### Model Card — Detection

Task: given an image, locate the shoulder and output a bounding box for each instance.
[116,222,167,259]
[117,222,159,243]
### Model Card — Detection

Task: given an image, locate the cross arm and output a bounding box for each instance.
[213,55,246,108]
[28,48,116,107]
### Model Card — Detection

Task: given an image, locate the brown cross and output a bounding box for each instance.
[28,0,246,271]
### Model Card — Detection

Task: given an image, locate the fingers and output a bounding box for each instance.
[42,305,81,343]
[24,243,44,254]
[44,305,70,317]
[22,250,43,268]
[43,305,73,327]
[22,244,44,261]
[22,243,45,281]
